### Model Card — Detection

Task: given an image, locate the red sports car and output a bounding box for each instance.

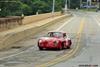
[38,31,72,50]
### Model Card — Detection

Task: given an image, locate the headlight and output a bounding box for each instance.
[39,40,42,43]
[53,41,59,45]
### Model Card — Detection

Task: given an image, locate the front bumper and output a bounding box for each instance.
[38,43,61,49]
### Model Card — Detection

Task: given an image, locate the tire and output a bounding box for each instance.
[59,46,62,50]
[69,40,72,45]
[38,42,43,50]
[59,43,64,50]
[67,40,72,49]
[62,42,66,49]
[39,47,43,50]
[67,46,70,49]
[58,45,62,50]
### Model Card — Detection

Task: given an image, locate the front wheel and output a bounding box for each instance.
[39,47,43,50]
[59,43,64,50]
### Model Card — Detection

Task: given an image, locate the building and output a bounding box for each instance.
[80,0,97,8]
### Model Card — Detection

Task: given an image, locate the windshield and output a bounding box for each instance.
[47,32,63,38]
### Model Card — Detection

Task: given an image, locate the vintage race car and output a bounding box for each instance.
[38,31,72,50]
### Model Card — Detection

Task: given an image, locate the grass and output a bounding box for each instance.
[79,8,97,12]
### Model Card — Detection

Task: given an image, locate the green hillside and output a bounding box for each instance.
[0,0,80,16]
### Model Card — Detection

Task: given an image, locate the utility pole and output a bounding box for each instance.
[0,9,1,11]
[80,0,82,8]
[87,0,91,10]
[87,0,89,7]
[65,0,68,12]
[68,0,70,9]
[87,0,92,7]
[98,0,100,10]
[52,0,55,13]
[97,0,100,9]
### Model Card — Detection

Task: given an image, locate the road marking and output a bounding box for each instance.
[56,16,76,31]
[35,17,85,67]
[88,18,94,35]
[92,15,100,26]
[0,16,75,60]
[0,46,35,60]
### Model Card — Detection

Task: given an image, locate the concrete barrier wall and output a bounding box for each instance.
[0,14,72,50]
[23,12,61,24]
[0,12,61,32]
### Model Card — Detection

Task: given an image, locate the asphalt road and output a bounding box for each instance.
[51,12,100,67]
[0,11,100,67]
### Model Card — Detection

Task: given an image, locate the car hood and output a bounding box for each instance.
[39,37,60,42]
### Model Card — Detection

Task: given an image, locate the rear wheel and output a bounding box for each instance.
[67,40,72,49]
[67,46,70,49]
[69,40,72,45]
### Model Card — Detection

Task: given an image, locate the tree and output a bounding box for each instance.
[0,0,22,17]
[0,0,68,16]
[70,0,80,9]
[21,3,33,15]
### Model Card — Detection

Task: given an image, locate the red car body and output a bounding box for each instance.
[38,31,72,50]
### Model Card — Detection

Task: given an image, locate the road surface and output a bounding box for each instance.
[0,11,100,67]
